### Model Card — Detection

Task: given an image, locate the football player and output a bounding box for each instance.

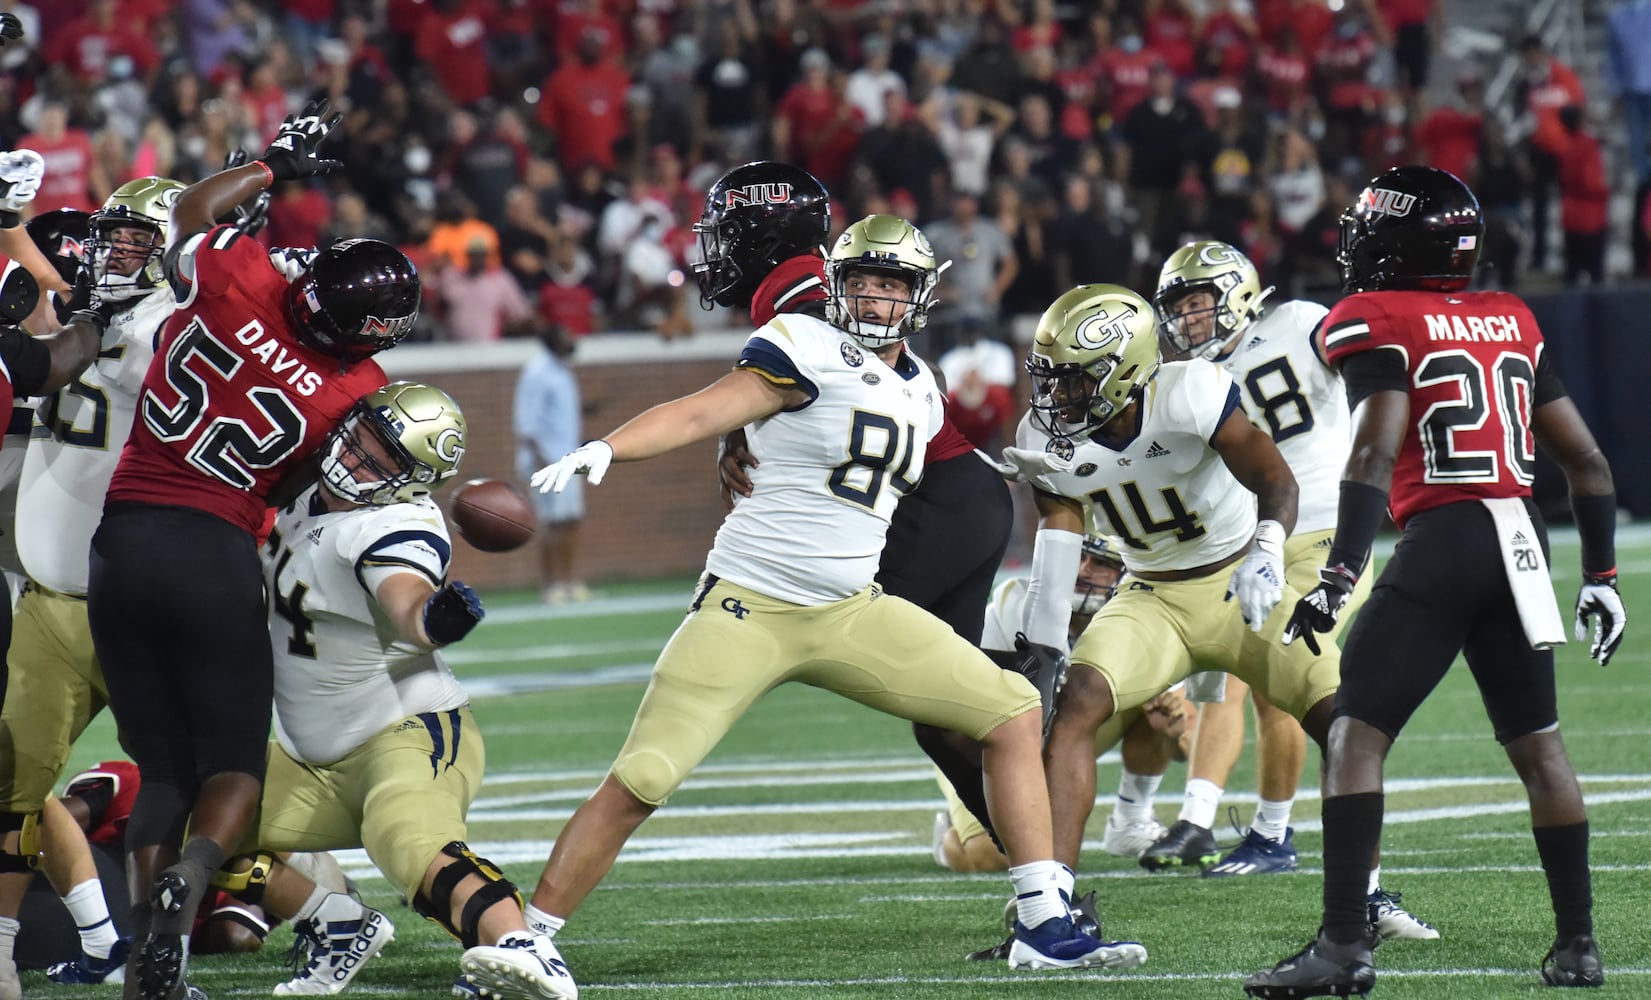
[84,99,416,1000]
[1247,167,1623,996]
[703,162,1040,845]
[222,381,573,998]
[468,215,1147,998]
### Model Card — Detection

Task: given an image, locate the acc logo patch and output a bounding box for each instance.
[840,341,863,367]
[1074,462,1098,477]
[1362,187,1417,218]
[1048,437,1075,462]
[862,372,880,385]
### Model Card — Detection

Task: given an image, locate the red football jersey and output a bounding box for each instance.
[1323,289,1545,528]
[64,760,140,847]
[107,225,388,534]
[750,253,976,462]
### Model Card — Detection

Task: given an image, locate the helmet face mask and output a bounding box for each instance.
[691,161,830,310]
[320,381,466,506]
[1337,166,1483,293]
[1154,240,1272,362]
[824,215,944,348]
[1072,535,1125,615]
[88,177,184,302]
[1026,284,1161,438]
[287,239,420,361]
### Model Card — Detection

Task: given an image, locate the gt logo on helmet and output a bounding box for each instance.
[434,427,465,465]
[1073,304,1136,351]
[1362,187,1417,218]
[724,183,793,208]
[1197,243,1242,266]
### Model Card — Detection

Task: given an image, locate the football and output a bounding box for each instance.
[448,479,536,553]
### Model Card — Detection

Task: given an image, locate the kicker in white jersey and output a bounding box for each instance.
[1017,359,1256,574]
[265,486,468,766]
[706,311,944,605]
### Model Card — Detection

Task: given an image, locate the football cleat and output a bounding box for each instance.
[1367,888,1439,941]
[48,937,131,983]
[1204,827,1299,878]
[460,931,579,999]
[1139,819,1219,871]
[1069,889,1104,941]
[1007,915,1148,971]
[1540,933,1604,987]
[931,810,950,868]
[1244,929,1376,998]
[1101,811,1167,859]
[452,976,482,999]
[275,893,396,995]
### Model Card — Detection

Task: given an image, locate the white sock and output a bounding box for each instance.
[1252,797,1294,843]
[0,915,16,963]
[524,902,565,938]
[1178,779,1223,830]
[1368,866,1381,895]
[1115,769,1163,823]
[293,883,331,922]
[62,879,119,958]
[1008,861,1072,929]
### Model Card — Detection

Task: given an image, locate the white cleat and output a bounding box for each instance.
[274,893,396,995]
[461,932,579,999]
[1368,888,1440,941]
[931,810,951,868]
[1101,811,1168,859]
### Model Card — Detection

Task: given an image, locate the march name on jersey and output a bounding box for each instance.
[706,312,944,605]
[265,485,468,766]
[16,287,171,594]
[106,224,388,535]
[750,252,975,464]
[1218,299,1349,535]
[1019,360,1257,574]
[1322,289,1545,528]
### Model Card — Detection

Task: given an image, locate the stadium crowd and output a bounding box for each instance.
[7,0,1633,344]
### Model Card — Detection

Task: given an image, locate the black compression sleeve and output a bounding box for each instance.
[1533,349,1569,406]
[1326,480,1390,579]
[1338,348,1408,410]
[1570,493,1617,577]
[0,326,50,397]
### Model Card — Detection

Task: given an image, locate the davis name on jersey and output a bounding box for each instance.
[1323,289,1545,528]
[1019,360,1257,574]
[265,486,468,766]
[705,312,944,605]
[1217,298,1348,534]
[17,287,173,594]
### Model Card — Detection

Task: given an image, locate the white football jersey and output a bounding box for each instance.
[1217,300,1348,534]
[265,486,469,766]
[705,314,944,605]
[16,288,172,594]
[1018,360,1257,574]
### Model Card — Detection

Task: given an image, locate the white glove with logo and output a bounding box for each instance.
[1226,519,1286,631]
[268,247,318,283]
[531,440,614,493]
[985,446,1072,483]
[1574,574,1626,666]
[0,148,45,223]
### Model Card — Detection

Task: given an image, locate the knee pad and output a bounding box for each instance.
[412,841,523,949]
[211,850,277,905]
[0,809,40,872]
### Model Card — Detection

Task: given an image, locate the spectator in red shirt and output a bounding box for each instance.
[538,229,600,336]
[240,58,289,145]
[1011,0,1062,54]
[1416,71,1486,183]
[1255,25,1312,117]
[44,0,160,85]
[1557,105,1608,286]
[415,0,494,107]
[18,100,107,213]
[1199,0,1258,80]
[1316,9,1381,165]
[1143,0,1198,79]
[1373,0,1442,92]
[263,182,333,251]
[539,28,633,174]
[1515,33,1586,272]
[1256,0,1331,59]
[553,0,625,64]
[1091,18,1160,126]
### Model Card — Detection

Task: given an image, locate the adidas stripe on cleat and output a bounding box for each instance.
[1204,827,1299,877]
[460,931,579,999]
[275,894,395,995]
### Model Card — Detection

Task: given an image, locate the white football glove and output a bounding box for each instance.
[0,148,45,217]
[1574,576,1626,667]
[268,247,318,283]
[1226,519,1286,632]
[984,445,1072,483]
[531,439,614,493]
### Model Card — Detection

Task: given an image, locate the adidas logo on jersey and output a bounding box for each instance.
[1245,336,1265,350]
[307,527,325,544]
[1511,530,1530,546]
[1144,441,1171,458]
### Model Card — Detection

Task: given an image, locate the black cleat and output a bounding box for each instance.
[1139,819,1219,871]
[136,869,194,1000]
[965,935,1013,962]
[1245,930,1376,998]
[1070,889,1103,940]
[1541,933,1604,987]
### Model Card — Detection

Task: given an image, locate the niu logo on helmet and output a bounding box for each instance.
[724,183,793,208]
[1362,187,1417,218]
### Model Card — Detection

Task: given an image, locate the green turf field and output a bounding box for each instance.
[27,528,1651,998]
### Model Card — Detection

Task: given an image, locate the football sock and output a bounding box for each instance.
[63,879,119,958]
[1252,797,1294,843]
[1320,792,1383,946]
[1115,770,1163,823]
[1008,861,1073,929]
[1367,865,1382,895]
[293,883,332,922]
[1178,779,1222,830]
[1533,821,1593,940]
[151,837,226,937]
[524,902,565,938]
[0,915,16,965]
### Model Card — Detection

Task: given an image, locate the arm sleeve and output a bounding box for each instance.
[0,326,50,397]
[1022,528,1082,648]
[1533,343,1568,407]
[1339,346,1409,409]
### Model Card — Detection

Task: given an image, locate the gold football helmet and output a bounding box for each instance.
[824,214,946,348]
[1026,284,1161,436]
[1153,240,1273,361]
[321,381,468,506]
[88,176,185,301]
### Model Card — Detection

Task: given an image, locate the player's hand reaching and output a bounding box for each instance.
[1574,573,1626,666]
[0,148,45,228]
[1226,520,1286,631]
[423,580,485,646]
[718,429,757,511]
[986,445,1072,483]
[0,12,23,48]
[532,439,614,493]
[1282,565,1357,655]
[1013,634,1068,734]
[65,260,116,333]
[259,98,344,183]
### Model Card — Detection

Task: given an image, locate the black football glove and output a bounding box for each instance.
[1574,572,1626,667]
[258,98,344,183]
[423,580,485,646]
[64,261,116,333]
[1281,565,1358,656]
[0,13,22,48]
[1014,633,1068,734]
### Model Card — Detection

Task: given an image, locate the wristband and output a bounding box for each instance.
[1570,493,1616,577]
